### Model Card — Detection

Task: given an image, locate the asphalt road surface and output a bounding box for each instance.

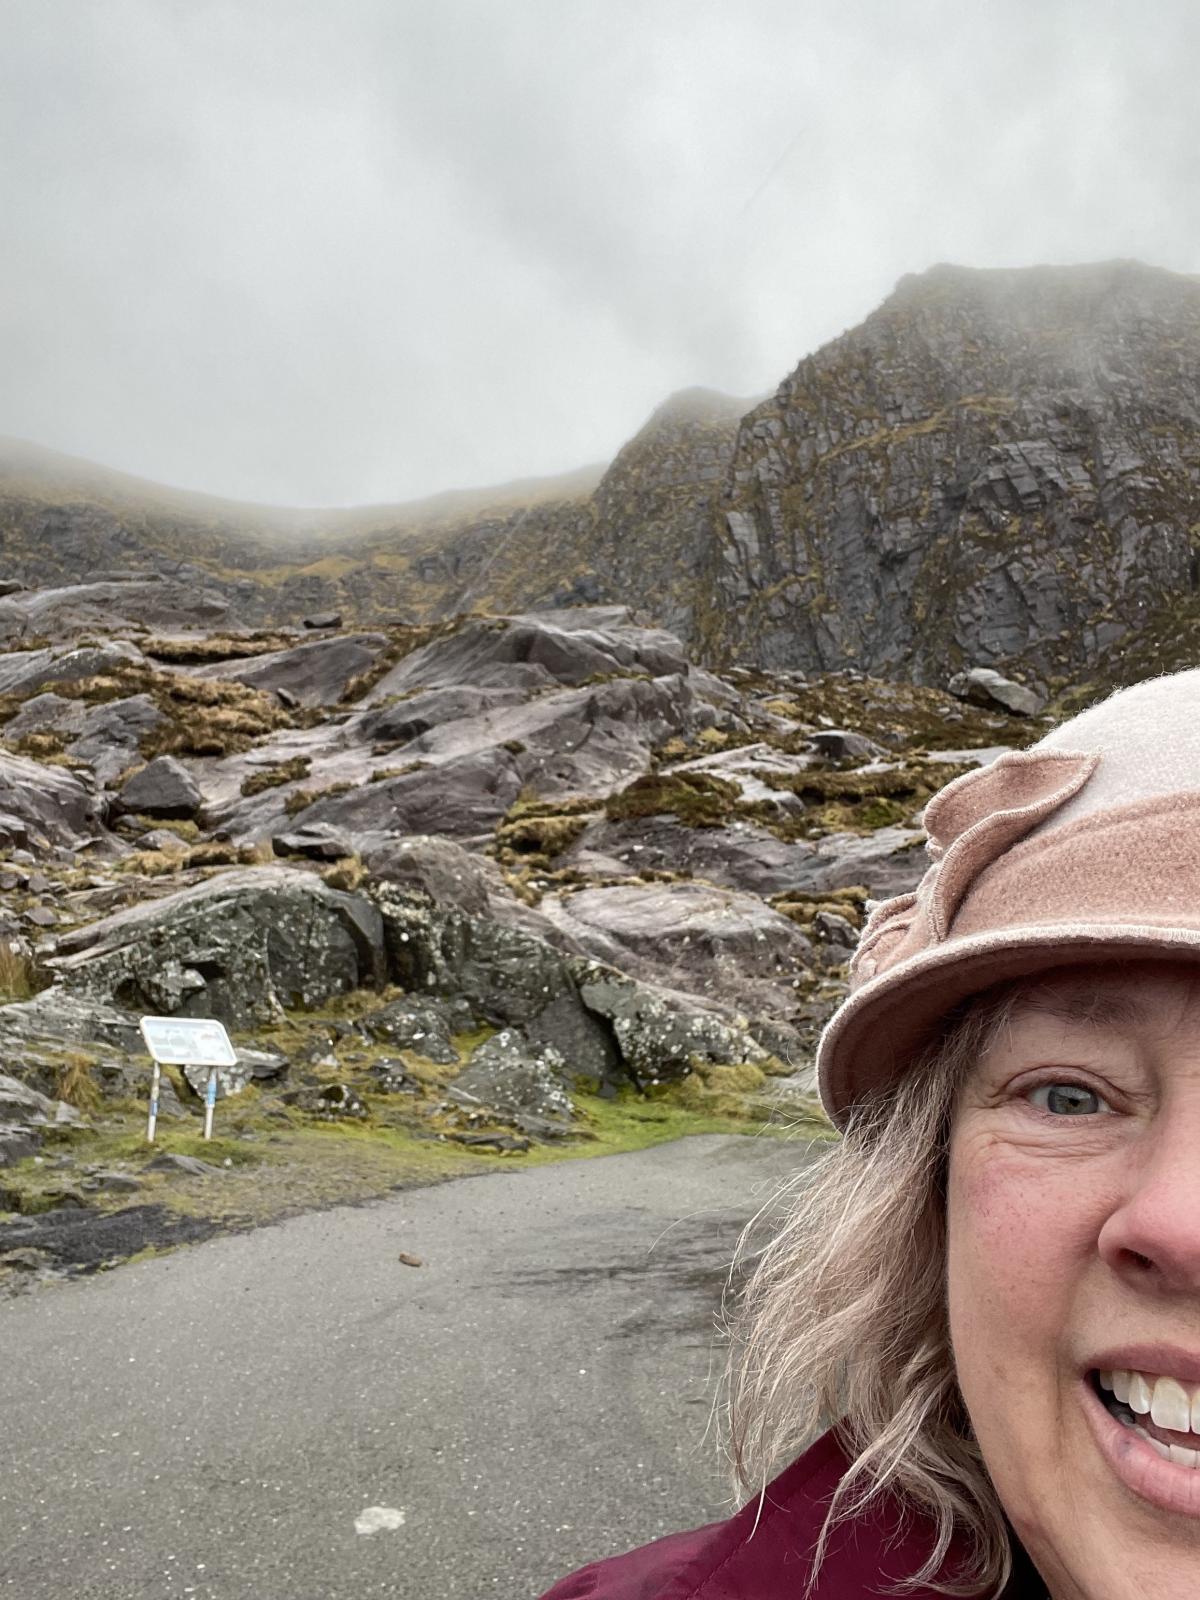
[1,1133,812,1600]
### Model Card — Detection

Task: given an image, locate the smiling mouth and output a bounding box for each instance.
[1092,1369,1200,1468]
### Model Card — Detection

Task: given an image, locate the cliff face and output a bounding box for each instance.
[585,387,750,637]
[696,261,1200,685]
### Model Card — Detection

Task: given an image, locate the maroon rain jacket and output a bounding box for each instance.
[537,1430,1046,1598]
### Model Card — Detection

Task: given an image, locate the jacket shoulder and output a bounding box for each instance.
[536,1433,850,1599]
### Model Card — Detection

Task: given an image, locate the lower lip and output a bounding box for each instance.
[1083,1377,1200,1517]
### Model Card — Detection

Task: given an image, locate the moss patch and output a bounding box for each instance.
[606,770,742,828]
[240,755,311,796]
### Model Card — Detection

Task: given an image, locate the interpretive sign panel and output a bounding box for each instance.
[139,1016,238,1143]
[139,1016,237,1068]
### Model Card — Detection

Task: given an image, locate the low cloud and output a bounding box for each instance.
[1,0,1196,505]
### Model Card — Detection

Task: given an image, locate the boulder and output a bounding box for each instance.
[83,1170,142,1195]
[0,1074,83,1128]
[368,1059,418,1094]
[808,729,886,760]
[302,612,342,630]
[66,696,166,785]
[193,633,388,707]
[812,910,858,948]
[271,823,355,862]
[0,638,147,696]
[354,686,527,746]
[947,667,1044,717]
[0,690,167,786]
[147,1151,221,1177]
[359,997,461,1063]
[232,1046,289,1081]
[0,752,101,852]
[450,1029,575,1120]
[571,966,771,1086]
[535,881,814,1022]
[361,836,494,916]
[48,867,387,1028]
[0,993,145,1056]
[0,1125,41,1166]
[790,826,929,898]
[116,756,202,820]
[285,1082,368,1120]
[362,611,688,700]
[559,815,815,898]
[181,1060,252,1101]
[0,579,232,645]
[294,750,525,840]
[374,884,621,1083]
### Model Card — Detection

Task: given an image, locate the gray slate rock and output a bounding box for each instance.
[572,967,771,1085]
[193,633,387,707]
[0,1124,41,1166]
[355,686,527,746]
[49,867,387,1028]
[361,836,494,916]
[535,880,813,1023]
[0,1074,83,1128]
[812,910,859,948]
[375,883,621,1084]
[181,1061,252,1101]
[450,1029,575,1120]
[0,752,100,852]
[808,729,886,760]
[285,1082,368,1119]
[147,1152,222,1177]
[363,611,688,700]
[272,823,355,862]
[117,756,202,820]
[359,998,460,1063]
[84,1170,142,1194]
[947,667,1044,716]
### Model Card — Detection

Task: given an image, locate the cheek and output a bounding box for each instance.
[947,1138,1097,1375]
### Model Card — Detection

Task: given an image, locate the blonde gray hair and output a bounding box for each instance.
[725,987,1025,1597]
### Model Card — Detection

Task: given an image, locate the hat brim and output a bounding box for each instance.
[816,922,1200,1129]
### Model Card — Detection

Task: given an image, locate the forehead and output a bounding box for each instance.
[998,961,1200,1037]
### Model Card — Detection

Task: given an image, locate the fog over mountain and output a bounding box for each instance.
[2,0,1199,505]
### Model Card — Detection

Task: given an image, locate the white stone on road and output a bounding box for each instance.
[354,1506,406,1536]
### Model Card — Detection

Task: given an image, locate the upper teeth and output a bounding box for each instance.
[1101,1369,1200,1434]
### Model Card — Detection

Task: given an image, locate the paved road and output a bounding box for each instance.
[0,1134,811,1600]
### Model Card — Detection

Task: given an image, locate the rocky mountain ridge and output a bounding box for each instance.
[8,259,1199,696]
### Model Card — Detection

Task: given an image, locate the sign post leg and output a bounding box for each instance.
[147,1061,161,1144]
[204,1069,217,1140]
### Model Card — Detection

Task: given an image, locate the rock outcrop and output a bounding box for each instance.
[698,261,1200,687]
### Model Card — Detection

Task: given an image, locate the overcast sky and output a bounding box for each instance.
[1,0,1198,508]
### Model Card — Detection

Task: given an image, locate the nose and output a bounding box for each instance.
[1098,1093,1200,1293]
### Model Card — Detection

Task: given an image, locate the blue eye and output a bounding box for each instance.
[1028,1082,1107,1116]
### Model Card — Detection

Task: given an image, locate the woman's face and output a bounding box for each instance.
[948,963,1200,1600]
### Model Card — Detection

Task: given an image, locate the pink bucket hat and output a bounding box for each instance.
[816,668,1200,1129]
